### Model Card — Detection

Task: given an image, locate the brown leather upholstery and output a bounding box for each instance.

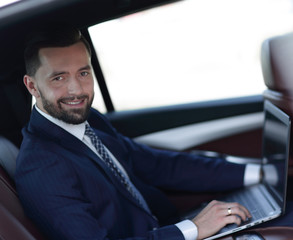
[220,227,293,240]
[256,227,293,240]
[261,32,293,110]
[261,32,293,118]
[0,166,46,239]
[0,203,36,240]
[261,32,293,95]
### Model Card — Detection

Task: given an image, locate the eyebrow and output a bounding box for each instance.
[79,65,91,71]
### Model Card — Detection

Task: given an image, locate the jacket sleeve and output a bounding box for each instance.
[111,131,246,193]
[89,108,246,193]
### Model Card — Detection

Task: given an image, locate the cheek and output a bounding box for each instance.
[52,88,69,101]
[39,84,65,101]
[84,79,94,95]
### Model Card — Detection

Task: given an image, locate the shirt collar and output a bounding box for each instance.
[35,104,86,141]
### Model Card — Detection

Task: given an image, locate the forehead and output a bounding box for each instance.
[38,42,91,70]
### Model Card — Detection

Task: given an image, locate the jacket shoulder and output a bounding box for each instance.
[88,108,118,136]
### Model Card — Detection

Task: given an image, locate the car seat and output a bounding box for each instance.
[0,136,46,239]
[260,32,293,166]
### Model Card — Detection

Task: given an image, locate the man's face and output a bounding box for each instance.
[25,42,95,124]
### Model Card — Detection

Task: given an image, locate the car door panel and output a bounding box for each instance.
[133,112,263,150]
[106,95,263,157]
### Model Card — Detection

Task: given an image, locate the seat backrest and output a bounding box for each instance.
[0,166,45,239]
[0,135,18,179]
[261,32,293,164]
[261,32,293,114]
[0,203,36,240]
[0,137,46,240]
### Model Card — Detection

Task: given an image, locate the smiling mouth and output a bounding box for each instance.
[65,100,84,105]
[61,99,85,107]
[59,96,88,107]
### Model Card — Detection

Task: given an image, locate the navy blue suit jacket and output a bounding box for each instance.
[15,107,246,240]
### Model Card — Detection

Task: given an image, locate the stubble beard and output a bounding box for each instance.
[39,90,94,124]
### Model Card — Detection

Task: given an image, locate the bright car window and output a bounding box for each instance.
[89,0,293,112]
[0,0,21,8]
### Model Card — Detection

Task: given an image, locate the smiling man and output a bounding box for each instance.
[15,25,258,240]
[23,33,94,124]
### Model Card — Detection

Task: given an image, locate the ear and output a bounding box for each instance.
[23,75,40,98]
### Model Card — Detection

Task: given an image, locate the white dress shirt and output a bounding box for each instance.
[35,105,261,240]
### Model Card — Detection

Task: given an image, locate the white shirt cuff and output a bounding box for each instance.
[244,164,261,186]
[263,164,278,186]
[175,220,198,240]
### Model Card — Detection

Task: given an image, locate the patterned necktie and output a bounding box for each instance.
[84,123,151,213]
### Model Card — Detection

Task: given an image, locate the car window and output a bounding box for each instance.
[89,0,293,112]
[0,0,21,8]
[93,75,107,113]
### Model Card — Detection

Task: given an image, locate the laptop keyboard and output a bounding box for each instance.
[224,186,275,221]
[182,185,277,226]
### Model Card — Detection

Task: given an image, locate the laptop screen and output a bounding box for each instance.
[262,100,291,211]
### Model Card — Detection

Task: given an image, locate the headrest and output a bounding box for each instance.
[0,136,19,179]
[261,32,293,95]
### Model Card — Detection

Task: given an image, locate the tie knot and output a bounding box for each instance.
[85,123,93,134]
[85,124,96,140]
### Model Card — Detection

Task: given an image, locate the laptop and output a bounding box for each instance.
[186,100,291,240]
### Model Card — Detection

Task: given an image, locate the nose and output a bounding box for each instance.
[67,77,83,95]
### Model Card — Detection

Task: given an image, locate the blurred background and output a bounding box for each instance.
[89,0,293,112]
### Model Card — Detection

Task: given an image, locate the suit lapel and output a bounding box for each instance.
[63,136,150,214]
[28,107,150,213]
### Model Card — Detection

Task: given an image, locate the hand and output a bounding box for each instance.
[192,200,251,240]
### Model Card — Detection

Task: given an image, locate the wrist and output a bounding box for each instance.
[175,220,198,240]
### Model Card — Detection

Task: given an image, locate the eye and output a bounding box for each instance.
[53,76,64,81]
[80,71,89,77]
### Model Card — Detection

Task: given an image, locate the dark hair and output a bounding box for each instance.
[24,24,92,76]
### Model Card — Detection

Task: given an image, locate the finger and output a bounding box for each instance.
[224,206,249,221]
[225,202,251,218]
[233,204,251,219]
[233,203,251,217]
[225,215,242,226]
[207,200,224,208]
[223,205,251,222]
[199,200,224,215]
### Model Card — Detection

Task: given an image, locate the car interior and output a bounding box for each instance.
[0,0,293,239]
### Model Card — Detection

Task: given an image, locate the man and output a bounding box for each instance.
[15,25,259,240]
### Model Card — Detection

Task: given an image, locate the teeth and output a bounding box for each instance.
[66,101,82,105]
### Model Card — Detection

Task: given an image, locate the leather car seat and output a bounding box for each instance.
[260,32,293,166]
[0,136,18,178]
[0,203,36,240]
[0,166,46,239]
[220,226,293,240]
[0,137,46,239]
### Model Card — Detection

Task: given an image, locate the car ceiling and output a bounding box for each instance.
[0,0,177,76]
